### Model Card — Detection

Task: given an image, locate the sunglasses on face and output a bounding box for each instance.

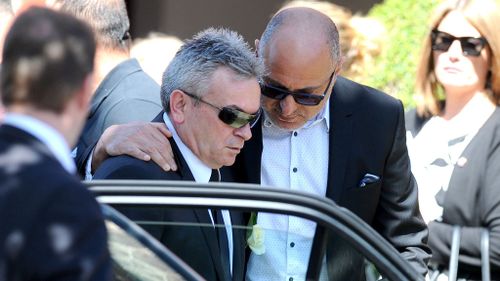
[260,70,336,106]
[181,90,261,129]
[431,29,487,57]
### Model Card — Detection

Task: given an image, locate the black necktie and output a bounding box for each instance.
[210,169,220,182]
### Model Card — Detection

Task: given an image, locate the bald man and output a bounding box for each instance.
[89,7,431,281]
[238,8,429,280]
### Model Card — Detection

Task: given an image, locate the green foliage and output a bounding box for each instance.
[365,0,440,108]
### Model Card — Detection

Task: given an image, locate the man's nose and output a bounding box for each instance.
[234,123,252,141]
[279,95,298,116]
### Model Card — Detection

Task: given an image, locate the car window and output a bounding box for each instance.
[106,220,185,281]
[102,205,204,281]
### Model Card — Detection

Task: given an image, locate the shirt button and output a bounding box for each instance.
[289,278,293,281]
[293,131,298,137]
[290,242,295,248]
[292,167,297,173]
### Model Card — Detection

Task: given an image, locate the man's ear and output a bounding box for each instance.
[254,39,260,57]
[337,56,345,74]
[169,90,187,124]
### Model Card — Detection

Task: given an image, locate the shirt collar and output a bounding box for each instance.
[263,98,330,132]
[3,113,76,173]
[162,112,211,183]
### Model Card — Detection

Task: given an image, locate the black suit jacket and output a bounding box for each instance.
[407,107,500,279]
[75,58,162,176]
[0,125,111,281]
[228,76,431,279]
[94,113,246,281]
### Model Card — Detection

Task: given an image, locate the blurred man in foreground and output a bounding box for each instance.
[0,7,111,281]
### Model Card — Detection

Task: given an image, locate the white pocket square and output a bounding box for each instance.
[358,173,380,188]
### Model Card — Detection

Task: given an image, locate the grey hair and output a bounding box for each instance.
[161,27,265,112]
[54,0,130,51]
[258,8,341,63]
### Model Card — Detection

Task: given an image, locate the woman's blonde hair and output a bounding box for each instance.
[415,0,500,117]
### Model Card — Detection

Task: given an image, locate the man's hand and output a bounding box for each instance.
[91,122,177,172]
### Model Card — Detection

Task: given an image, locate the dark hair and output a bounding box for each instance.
[55,0,131,51]
[1,6,96,113]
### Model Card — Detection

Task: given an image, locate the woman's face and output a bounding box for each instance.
[433,11,490,95]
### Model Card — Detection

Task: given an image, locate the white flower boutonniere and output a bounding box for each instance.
[246,212,265,255]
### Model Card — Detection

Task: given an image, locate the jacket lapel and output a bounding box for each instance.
[193,209,228,281]
[326,77,354,203]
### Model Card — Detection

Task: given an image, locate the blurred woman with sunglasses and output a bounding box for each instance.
[406,0,500,278]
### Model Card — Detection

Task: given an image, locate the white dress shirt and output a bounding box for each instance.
[3,113,76,174]
[163,112,234,275]
[246,102,330,281]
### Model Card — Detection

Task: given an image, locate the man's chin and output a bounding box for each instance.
[221,159,236,167]
[272,117,304,131]
[220,153,239,167]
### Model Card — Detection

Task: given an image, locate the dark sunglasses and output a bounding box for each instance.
[181,90,261,128]
[431,29,487,57]
[260,70,336,106]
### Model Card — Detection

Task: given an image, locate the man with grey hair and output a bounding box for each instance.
[94,27,264,281]
[53,0,162,177]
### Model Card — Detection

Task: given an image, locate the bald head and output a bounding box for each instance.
[258,7,341,64]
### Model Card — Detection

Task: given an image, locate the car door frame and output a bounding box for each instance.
[87,179,422,281]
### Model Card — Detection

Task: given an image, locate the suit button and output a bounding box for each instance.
[290,242,295,248]
[292,167,297,173]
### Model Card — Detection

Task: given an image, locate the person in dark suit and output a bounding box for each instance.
[406,0,500,278]
[94,28,264,281]
[53,0,162,177]
[88,7,431,280]
[0,7,111,281]
[231,7,429,280]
